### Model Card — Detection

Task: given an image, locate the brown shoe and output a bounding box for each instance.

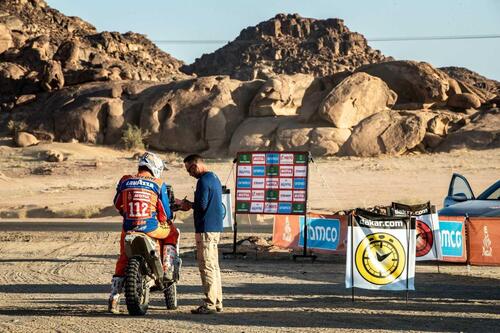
[191,306,216,314]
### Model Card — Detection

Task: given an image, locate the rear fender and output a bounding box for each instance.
[124,233,163,279]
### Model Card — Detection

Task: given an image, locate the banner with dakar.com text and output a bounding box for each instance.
[345,213,416,291]
[391,202,442,261]
[272,213,348,253]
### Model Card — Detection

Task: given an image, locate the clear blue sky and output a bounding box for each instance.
[46,0,500,80]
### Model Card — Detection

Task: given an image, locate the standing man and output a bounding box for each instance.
[182,154,223,314]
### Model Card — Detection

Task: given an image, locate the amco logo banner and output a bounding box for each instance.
[439,221,463,257]
[299,217,340,251]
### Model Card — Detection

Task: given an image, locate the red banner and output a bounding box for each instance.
[467,217,500,266]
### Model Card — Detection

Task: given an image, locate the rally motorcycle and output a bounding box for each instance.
[123,185,182,316]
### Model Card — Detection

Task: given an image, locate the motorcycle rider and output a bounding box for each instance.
[108,151,179,314]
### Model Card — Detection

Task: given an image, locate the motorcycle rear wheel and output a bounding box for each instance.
[125,256,150,315]
[164,282,177,310]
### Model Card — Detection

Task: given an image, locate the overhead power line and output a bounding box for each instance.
[152,34,500,44]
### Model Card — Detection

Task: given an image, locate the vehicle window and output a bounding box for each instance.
[478,181,500,200]
[451,176,474,199]
[484,187,500,200]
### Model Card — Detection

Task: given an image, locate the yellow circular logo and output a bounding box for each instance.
[355,232,406,285]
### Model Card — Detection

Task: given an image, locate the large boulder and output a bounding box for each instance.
[275,125,351,156]
[447,93,481,109]
[454,80,496,104]
[436,108,500,152]
[0,23,13,54]
[141,76,259,154]
[15,131,38,147]
[54,97,110,144]
[249,74,315,116]
[341,110,427,156]
[41,60,64,92]
[230,117,351,156]
[229,117,282,155]
[356,60,450,104]
[318,72,397,128]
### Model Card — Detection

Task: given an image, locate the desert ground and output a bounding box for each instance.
[0,142,499,332]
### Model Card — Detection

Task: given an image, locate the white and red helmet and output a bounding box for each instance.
[138,152,165,178]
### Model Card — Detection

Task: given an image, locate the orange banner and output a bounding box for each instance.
[273,213,348,253]
[467,217,500,266]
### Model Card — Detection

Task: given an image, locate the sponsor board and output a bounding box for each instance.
[235,151,309,215]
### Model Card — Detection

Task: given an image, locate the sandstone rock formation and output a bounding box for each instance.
[0,0,187,111]
[318,72,397,128]
[182,13,390,80]
[2,4,498,158]
[356,60,451,105]
[440,66,500,97]
[15,131,38,147]
[436,108,500,152]
[249,74,313,116]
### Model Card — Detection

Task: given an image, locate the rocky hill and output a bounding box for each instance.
[0,0,187,111]
[182,13,390,80]
[2,3,498,158]
[440,66,500,97]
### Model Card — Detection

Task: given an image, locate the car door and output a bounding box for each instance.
[443,173,475,207]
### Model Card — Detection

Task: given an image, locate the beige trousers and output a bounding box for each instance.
[195,232,223,309]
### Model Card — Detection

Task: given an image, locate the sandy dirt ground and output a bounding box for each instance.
[0,142,499,332]
[0,230,499,333]
[0,142,499,217]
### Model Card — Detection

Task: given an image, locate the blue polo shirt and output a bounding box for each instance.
[194,171,223,233]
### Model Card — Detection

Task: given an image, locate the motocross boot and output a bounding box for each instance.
[107,275,125,314]
[163,245,177,281]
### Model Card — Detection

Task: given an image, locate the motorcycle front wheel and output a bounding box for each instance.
[125,256,150,315]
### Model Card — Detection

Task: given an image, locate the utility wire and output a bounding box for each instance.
[152,34,500,44]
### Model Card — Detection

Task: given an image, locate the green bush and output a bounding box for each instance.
[121,124,149,150]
